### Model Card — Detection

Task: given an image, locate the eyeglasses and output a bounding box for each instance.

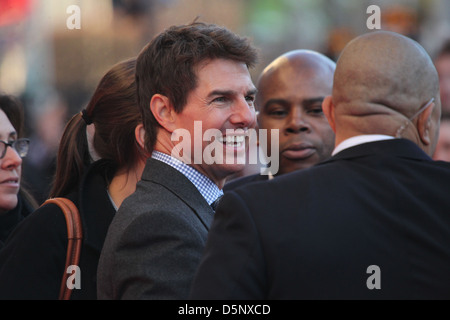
[395,98,435,138]
[0,138,30,159]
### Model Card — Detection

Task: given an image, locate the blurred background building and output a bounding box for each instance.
[1,0,450,202]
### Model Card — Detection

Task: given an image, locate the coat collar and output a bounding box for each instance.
[76,160,116,252]
[141,158,214,230]
[322,138,432,164]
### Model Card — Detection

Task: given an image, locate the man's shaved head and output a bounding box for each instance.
[257,50,335,108]
[326,31,441,156]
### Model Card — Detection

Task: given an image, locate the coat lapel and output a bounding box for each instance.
[78,160,116,253]
[141,158,215,230]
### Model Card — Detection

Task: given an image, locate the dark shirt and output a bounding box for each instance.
[0,193,35,250]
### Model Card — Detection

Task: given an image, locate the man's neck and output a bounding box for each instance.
[189,163,227,190]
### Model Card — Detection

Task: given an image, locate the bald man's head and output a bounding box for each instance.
[256,49,336,175]
[257,50,335,108]
[325,31,441,156]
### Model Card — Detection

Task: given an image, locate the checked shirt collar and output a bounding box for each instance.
[152,151,223,207]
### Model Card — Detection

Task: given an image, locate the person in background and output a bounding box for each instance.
[22,94,68,205]
[97,21,258,300]
[433,114,450,162]
[0,58,148,299]
[224,49,335,190]
[434,39,450,116]
[0,94,37,250]
[190,30,450,299]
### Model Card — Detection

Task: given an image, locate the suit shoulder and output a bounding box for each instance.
[21,203,68,230]
[432,160,450,169]
[224,174,268,192]
[110,181,202,232]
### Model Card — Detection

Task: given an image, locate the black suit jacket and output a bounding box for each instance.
[190,139,450,300]
[223,173,269,193]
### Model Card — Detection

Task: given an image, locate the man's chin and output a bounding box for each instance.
[214,162,248,178]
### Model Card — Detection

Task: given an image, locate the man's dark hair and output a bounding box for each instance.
[135,21,258,151]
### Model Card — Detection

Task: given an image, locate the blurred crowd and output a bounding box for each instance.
[1,0,450,201]
[0,0,450,300]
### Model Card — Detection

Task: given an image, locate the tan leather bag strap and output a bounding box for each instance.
[42,197,83,300]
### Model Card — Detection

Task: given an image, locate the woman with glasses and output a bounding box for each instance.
[0,94,37,250]
[0,58,148,299]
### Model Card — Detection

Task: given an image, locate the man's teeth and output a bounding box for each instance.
[2,179,17,184]
[218,135,245,146]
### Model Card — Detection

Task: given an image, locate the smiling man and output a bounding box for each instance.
[97,21,258,300]
[224,49,335,189]
[167,58,258,187]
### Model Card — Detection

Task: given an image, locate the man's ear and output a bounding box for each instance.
[417,101,435,146]
[150,94,177,133]
[322,96,336,133]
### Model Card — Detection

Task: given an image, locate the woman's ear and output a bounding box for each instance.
[322,96,336,133]
[417,101,435,146]
[150,94,177,133]
[135,124,146,149]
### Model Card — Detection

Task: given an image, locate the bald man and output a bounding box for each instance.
[224,50,335,190]
[190,31,450,299]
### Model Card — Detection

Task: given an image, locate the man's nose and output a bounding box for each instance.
[285,109,310,134]
[229,98,256,128]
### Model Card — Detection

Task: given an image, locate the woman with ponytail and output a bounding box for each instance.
[0,58,148,299]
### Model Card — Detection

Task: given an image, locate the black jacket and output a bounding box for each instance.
[223,173,269,193]
[190,139,450,299]
[0,192,35,250]
[0,160,116,299]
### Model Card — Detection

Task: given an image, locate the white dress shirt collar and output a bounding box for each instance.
[332,135,395,156]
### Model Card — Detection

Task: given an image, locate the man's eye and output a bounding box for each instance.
[245,95,255,103]
[308,105,324,115]
[311,108,324,114]
[268,110,287,117]
[213,97,228,103]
